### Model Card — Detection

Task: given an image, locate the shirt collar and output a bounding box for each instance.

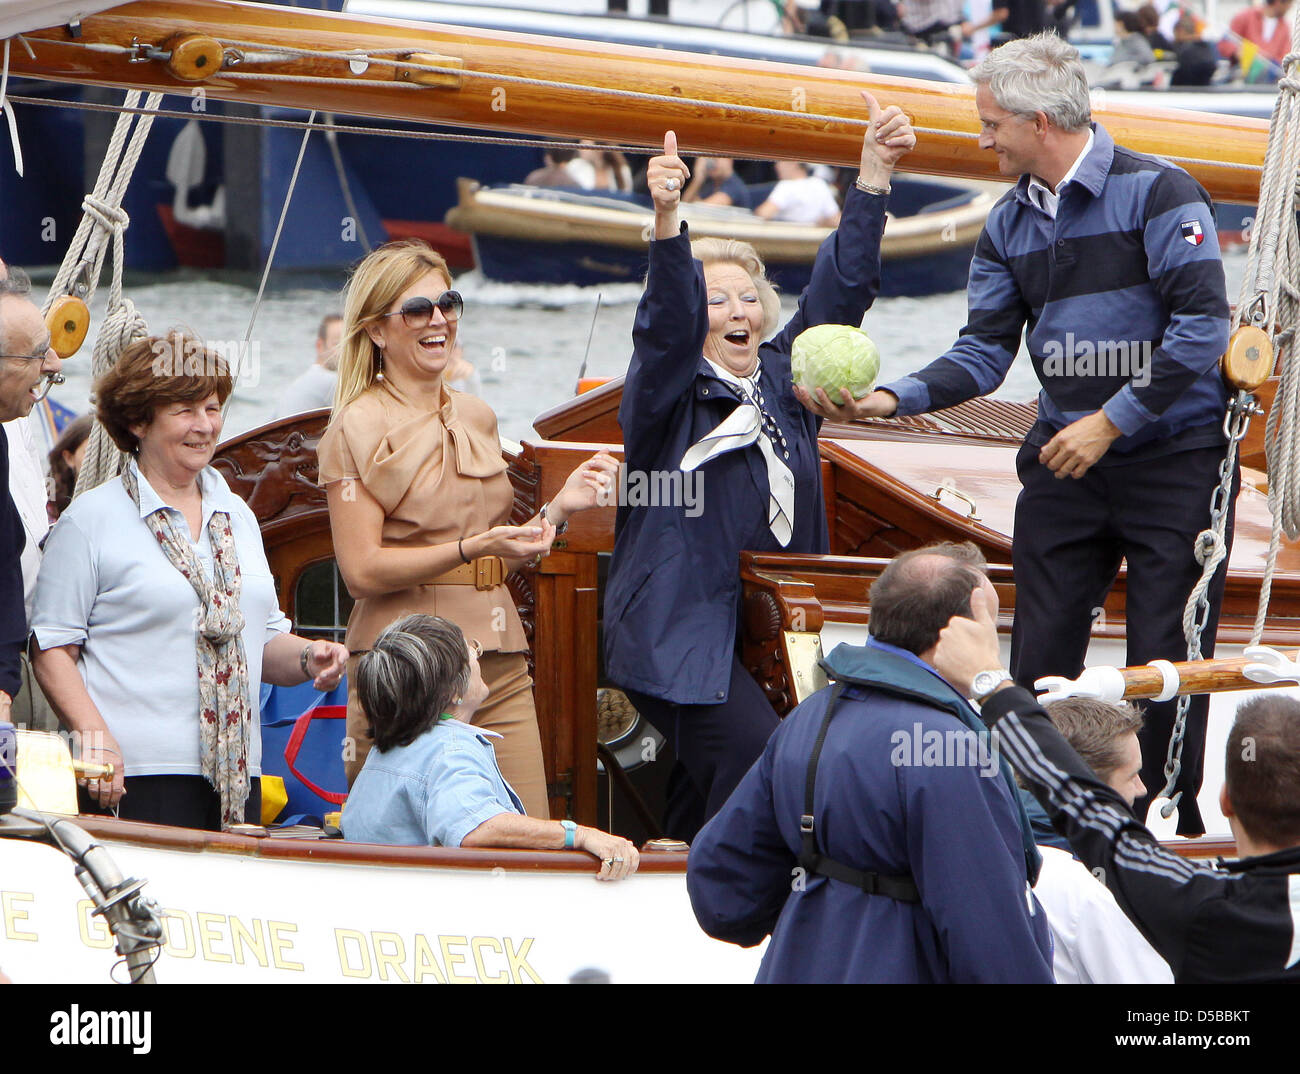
[863,635,982,710]
[439,717,503,742]
[1027,126,1095,213]
[1018,123,1113,211]
[127,456,233,527]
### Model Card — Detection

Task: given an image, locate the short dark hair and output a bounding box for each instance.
[95,330,233,454]
[868,542,988,655]
[1117,10,1143,33]
[356,614,472,752]
[1225,694,1300,849]
[1046,697,1144,783]
[317,313,342,342]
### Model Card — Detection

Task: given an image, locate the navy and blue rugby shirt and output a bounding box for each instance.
[880,123,1231,461]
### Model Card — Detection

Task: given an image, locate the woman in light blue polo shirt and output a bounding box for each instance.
[32,332,348,831]
[343,614,638,881]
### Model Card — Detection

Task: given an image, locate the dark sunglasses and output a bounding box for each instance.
[379,291,464,329]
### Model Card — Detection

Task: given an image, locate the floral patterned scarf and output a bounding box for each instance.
[122,462,252,827]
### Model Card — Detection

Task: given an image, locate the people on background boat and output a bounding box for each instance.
[1108,10,1156,67]
[317,239,619,817]
[1170,15,1219,86]
[681,157,752,209]
[832,33,1233,837]
[31,333,349,831]
[935,589,1300,982]
[754,160,842,226]
[989,0,1055,43]
[342,613,639,879]
[0,267,62,735]
[47,413,93,522]
[272,312,342,420]
[897,0,966,51]
[1218,0,1291,82]
[1136,3,1173,53]
[1025,697,1173,983]
[569,144,633,192]
[604,96,915,843]
[523,146,585,189]
[687,544,1053,983]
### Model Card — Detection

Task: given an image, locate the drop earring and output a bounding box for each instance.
[375,343,385,382]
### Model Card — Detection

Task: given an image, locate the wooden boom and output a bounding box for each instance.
[1107,654,1300,700]
[12,0,1269,204]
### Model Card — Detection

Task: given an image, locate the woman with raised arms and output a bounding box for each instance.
[604,98,915,840]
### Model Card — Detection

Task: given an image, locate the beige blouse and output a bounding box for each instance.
[317,380,529,655]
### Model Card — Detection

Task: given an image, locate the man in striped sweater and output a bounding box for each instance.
[797,33,1233,835]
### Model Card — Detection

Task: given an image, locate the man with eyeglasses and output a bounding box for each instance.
[0,265,63,730]
[802,34,1231,838]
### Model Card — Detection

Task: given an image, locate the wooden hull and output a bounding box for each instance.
[12,0,1269,203]
[446,176,993,293]
[0,816,759,983]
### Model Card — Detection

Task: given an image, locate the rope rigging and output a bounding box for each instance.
[49,89,165,501]
[1238,8,1300,643]
[1156,3,1300,810]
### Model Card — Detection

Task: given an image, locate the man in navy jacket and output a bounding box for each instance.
[805,33,1233,835]
[687,544,1053,982]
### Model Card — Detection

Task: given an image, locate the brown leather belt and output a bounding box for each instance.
[432,555,506,590]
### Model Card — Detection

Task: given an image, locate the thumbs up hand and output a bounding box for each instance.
[858,90,916,188]
[649,129,691,212]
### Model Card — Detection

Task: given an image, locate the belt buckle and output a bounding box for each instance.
[475,556,503,590]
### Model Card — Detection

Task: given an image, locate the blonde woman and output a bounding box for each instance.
[319,241,616,818]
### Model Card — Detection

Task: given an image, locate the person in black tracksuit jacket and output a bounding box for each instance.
[935,590,1300,983]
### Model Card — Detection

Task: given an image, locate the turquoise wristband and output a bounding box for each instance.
[560,819,576,849]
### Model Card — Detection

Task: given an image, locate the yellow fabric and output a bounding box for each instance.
[260,775,288,825]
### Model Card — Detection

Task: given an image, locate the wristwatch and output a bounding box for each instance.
[540,500,569,536]
[970,668,1013,703]
[560,819,577,849]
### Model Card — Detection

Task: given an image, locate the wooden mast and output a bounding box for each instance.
[11,0,1268,204]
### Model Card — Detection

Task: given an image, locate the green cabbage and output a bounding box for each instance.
[791,323,880,401]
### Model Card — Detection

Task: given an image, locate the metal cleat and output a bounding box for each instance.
[1034,665,1126,705]
[1241,645,1300,685]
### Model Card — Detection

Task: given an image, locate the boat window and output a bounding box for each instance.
[294,559,354,643]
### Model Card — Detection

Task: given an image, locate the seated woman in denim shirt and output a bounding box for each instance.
[342,614,638,880]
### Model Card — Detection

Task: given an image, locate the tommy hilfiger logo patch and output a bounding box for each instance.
[1180,220,1205,246]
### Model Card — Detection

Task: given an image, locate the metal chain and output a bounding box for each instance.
[1158,390,1258,813]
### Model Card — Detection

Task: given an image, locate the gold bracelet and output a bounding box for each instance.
[855,176,891,196]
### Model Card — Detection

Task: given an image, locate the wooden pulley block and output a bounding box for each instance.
[165,33,224,81]
[46,294,89,358]
[1221,324,1274,391]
